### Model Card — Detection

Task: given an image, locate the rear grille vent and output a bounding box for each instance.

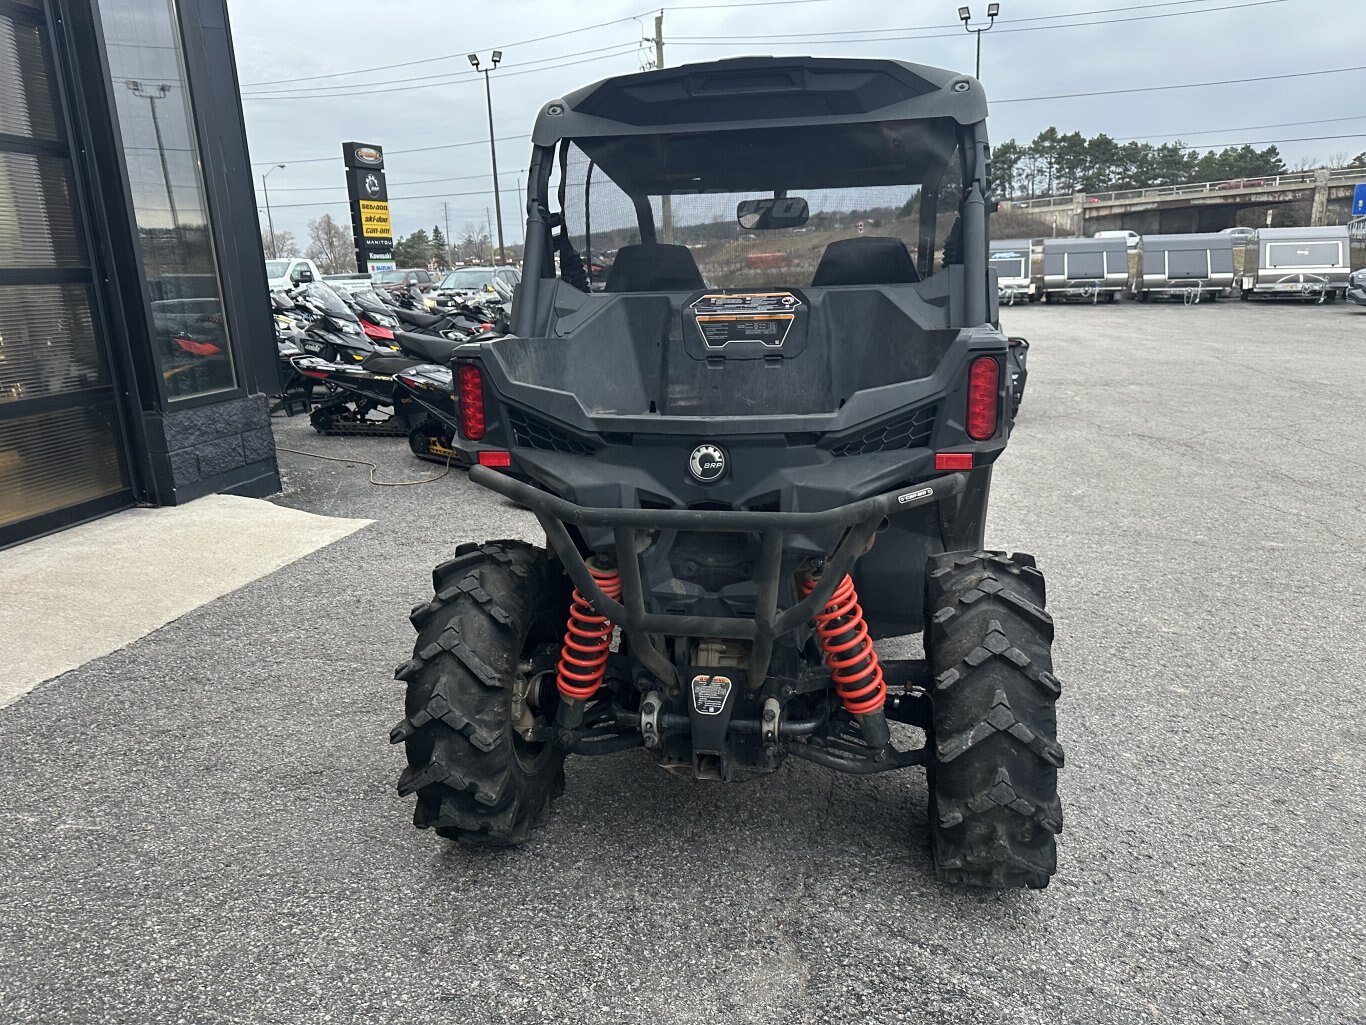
[506,407,600,456]
[828,405,937,457]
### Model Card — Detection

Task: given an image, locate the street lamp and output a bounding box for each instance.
[125,80,179,232]
[468,50,507,265]
[262,163,285,257]
[958,3,1000,80]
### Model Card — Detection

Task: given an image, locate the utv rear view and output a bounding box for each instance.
[391,57,1063,888]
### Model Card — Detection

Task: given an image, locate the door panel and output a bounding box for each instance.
[0,1,132,544]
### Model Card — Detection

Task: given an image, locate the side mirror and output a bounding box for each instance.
[294,268,314,283]
[737,197,809,231]
[491,278,515,303]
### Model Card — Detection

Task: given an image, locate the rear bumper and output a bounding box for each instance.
[467,465,966,685]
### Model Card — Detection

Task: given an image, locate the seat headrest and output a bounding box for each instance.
[811,237,920,287]
[603,243,705,293]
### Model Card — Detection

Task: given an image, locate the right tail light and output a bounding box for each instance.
[966,356,1000,441]
[456,363,487,441]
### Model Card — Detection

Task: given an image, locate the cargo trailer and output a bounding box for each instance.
[1238,225,1350,301]
[1041,237,1128,302]
[1135,232,1235,302]
[990,238,1037,304]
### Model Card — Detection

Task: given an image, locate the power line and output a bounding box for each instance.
[1115,114,1366,142]
[243,45,641,100]
[240,42,639,97]
[995,65,1366,104]
[250,134,530,168]
[670,0,1220,37]
[670,0,1291,43]
[266,183,527,211]
[240,14,651,87]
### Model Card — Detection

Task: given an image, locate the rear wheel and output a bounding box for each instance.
[923,551,1063,888]
[392,541,569,845]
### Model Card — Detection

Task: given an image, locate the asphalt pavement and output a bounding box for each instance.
[2,300,1364,1024]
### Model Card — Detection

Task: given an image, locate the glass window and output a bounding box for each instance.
[97,0,236,401]
[440,268,495,290]
[0,152,87,268]
[0,14,61,140]
[0,285,109,404]
[557,121,965,291]
[0,401,128,531]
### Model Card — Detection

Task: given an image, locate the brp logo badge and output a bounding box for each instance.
[689,444,727,483]
[364,173,381,198]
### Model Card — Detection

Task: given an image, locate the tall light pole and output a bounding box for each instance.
[469,50,506,265]
[262,163,285,257]
[125,80,179,232]
[957,4,1000,80]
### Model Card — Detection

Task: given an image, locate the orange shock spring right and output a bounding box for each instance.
[799,573,887,716]
[555,562,623,702]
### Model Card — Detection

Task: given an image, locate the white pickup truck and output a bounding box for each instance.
[265,258,374,294]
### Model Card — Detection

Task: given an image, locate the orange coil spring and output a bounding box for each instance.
[555,564,623,702]
[799,574,887,716]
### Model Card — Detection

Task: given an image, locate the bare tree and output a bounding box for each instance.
[460,223,490,263]
[261,229,299,259]
[305,214,356,273]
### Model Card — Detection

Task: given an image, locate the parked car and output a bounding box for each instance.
[372,268,438,292]
[1347,267,1366,307]
[1092,229,1141,249]
[1219,226,1257,243]
[432,265,520,295]
[266,257,322,291]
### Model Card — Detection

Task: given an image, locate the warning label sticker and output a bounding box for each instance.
[691,675,733,716]
[689,292,801,348]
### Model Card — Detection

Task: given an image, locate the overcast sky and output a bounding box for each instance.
[228,0,1359,246]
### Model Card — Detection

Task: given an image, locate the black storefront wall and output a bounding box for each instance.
[52,0,276,519]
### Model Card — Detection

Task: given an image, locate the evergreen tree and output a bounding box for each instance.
[431,224,448,268]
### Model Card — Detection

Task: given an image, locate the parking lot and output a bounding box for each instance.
[2,301,1363,1024]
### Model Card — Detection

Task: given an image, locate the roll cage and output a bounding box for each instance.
[511,56,995,335]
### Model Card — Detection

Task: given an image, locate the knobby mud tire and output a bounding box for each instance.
[924,550,1063,889]
[392,541,568,845]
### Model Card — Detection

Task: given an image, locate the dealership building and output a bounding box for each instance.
[1,0,277,548]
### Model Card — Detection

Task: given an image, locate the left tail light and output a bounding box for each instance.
[456,363,486,441]
[966,356,1000,441]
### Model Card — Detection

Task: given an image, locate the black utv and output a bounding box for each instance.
[391,57,1063,888]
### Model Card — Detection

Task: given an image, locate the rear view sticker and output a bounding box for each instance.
[690,292,801,348]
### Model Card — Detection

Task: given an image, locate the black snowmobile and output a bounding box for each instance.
[392,56,1063,888]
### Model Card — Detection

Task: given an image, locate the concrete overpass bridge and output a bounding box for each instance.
[1004,167,1363,235]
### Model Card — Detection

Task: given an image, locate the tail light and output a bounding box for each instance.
[362,320,394,341]
[456,363,486,440]
[966,356,1000,441]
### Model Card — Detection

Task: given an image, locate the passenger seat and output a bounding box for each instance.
[811,237,920,287]
[603,243,705,293]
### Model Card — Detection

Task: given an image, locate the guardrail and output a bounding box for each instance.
[1008,167,1363,211]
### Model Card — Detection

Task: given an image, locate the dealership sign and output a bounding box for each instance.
[342,141,393,273]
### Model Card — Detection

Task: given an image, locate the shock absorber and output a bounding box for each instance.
[556,560,623,722]
[800,572,890,748]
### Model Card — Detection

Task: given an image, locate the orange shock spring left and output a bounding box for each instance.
[556,561,623,702]
[799,573,887,716]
